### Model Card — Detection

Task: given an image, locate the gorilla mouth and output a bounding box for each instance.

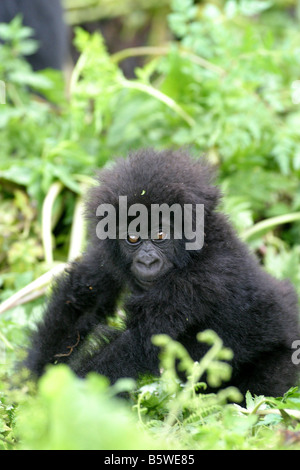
[135,277,156,289]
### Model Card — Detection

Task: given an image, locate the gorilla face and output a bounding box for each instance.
[120,231,174,288]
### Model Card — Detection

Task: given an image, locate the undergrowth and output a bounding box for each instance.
[1,330,300,450]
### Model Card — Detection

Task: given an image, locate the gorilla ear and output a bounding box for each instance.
[199,182,221,213]
[183,184,221,214]
[182,160,221,214]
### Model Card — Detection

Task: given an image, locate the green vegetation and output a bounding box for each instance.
[1,0,300,450]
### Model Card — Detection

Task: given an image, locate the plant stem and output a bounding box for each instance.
[242,212,300,241]
[111,45,226,76]
[42,182,63,265]
[111,46,170,64]
[68,197,85,261]
[0,264,66,315]
[0,330,14,350]
[120,78,196,127]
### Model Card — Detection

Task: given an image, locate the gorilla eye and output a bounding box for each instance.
[127,234,141,244]
[153,231,167,242]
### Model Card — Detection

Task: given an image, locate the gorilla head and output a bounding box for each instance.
[86,148,219,289]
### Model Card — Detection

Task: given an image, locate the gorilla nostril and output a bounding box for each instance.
[135,255,163,280]
[139,255,160,268]
[147,258,159,267]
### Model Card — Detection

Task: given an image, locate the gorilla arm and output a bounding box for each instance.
[24,247,122,376]
[71,277,210,383]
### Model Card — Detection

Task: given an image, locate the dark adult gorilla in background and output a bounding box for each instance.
[0,0,68,70]
[25,149,300,399]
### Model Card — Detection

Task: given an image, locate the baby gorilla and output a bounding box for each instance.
[25,149,300,398]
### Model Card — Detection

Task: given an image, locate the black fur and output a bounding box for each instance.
[25,149,300,398]
[0,0,67,70]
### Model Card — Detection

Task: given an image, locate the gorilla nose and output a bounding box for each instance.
[140,254,160,267]
[136,253,163,278]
